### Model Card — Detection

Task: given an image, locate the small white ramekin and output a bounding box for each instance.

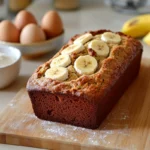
[0,45,21,89]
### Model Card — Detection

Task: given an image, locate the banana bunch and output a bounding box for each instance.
[122,14,150,38]
[122,14,150,45]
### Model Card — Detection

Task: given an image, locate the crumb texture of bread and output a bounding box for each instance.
[27,30,143,129]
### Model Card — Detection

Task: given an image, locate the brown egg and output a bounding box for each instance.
[0,20,19,43]
[41,10,63,38]
[14,10,37,31]
[20,23,46,44]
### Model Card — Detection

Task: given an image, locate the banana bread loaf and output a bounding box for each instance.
[27,30,143,129]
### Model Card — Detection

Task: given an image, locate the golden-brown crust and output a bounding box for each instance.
[27,30,143,101]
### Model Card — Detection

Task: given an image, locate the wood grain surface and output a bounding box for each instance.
[0,58,150,150]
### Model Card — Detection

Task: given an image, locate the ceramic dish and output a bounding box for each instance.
[0,45,21,89]
[0,32,64,59]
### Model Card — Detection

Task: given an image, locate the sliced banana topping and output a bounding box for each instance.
[74,55,98,75]
[101,32,121,44]
[74,33,93,45]
[44,32,121,81]
[94,34,101,39]
[50,54,71,67]
[88,40,109,57]
[61,43,85,55]
[45,67,68,81]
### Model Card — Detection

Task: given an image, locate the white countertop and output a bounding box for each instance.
[0,0,150,149]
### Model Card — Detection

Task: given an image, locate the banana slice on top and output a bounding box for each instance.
[50,54,71,67]
[61,43,85,55]
[101,32,121,44]
[74,55,98,75]
[88,40,109,57]
[45,67,68,81]
[74,33,93,45]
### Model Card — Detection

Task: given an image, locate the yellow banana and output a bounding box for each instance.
[122,14,150,38]
[143,32,150,45]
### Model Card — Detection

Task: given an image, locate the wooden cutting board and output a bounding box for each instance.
[0,58,150,150]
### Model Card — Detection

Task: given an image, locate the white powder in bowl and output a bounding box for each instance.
[0,52,15,67]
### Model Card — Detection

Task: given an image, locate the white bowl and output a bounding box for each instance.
[0,32,64,59]
[0,46,21,89]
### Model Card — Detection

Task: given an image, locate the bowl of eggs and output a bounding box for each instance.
[0,10,64,58]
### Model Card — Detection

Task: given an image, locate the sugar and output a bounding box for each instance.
[0,52,15,67]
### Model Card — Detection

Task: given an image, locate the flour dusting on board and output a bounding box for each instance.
[5,103,131,149]
[32,105,131,148]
